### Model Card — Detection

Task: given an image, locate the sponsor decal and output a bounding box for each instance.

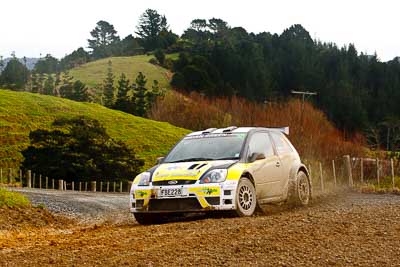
[199,188,219,195]
[168,180,178,185]
[136,190,148,197]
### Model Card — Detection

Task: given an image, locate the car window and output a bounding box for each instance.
[247,132,274,158]
[270,132,293,155]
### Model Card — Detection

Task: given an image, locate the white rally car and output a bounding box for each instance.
[130,126,311,224]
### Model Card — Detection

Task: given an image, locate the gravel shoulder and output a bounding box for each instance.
[7,188,131,224]
[1,190,400,266]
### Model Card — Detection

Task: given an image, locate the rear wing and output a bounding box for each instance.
[267,127,289,135]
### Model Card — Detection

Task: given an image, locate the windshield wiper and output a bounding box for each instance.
[168,157,214,163]
[215,157,239,160]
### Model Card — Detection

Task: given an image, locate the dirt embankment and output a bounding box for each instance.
[1,190,400,266]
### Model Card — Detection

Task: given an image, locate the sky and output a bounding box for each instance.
[1,0,399,61]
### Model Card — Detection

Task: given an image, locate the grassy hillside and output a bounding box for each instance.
[0,89,190,170]
[70,55,174,89]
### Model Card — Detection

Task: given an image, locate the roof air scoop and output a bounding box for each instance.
[202,128,217,134]
[222,126,238,133]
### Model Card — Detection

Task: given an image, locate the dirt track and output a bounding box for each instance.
[1,191,400,266]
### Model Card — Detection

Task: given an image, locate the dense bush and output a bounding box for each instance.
[149,91,365,162]
[22,117,144,182]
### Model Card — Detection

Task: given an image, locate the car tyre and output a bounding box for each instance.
[235,177,257,216]
[289,171,311,206]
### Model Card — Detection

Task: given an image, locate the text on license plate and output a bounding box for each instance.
[159,188,183,197]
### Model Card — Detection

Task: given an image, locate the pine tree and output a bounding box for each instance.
[73,80,91,102]
[114,73,131,111]
[133,72,148,117]
[43,74,55,95]
[30,73,39,93]
[59,71,74,99]
[102,60,115,107]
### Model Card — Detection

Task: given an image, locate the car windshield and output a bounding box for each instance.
[164,133,246,163]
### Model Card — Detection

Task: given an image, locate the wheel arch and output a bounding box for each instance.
[288,163,313,200]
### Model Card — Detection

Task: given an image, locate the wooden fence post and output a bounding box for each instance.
[64,181,67,191]
[113,182,116,193]
[8,168,12,184]
[27,170,32,188]
[79,182,82,192]
[360,158,364,184]
[58,180,63,191]
[107,182,110,193]
[72,181,75,191]
[332,160,337,188]
[39,174,42,189]
[100,181,103,192]
[85,182,88,192]
[376,158,380,186]
[119,181,123,193]
[345,155,353,187]
[45,177,48,189]
[319,162,324,192]
[0,168,3,184]
[52,179,55,190]
[91,181,96,192]
[33,173,36,189]
[391,158,395,190]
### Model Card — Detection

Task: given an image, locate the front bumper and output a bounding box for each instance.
[130,180,238,213]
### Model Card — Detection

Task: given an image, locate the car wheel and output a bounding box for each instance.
[235,177,257,216]
[289,171,311,206]
[134,213,162,225]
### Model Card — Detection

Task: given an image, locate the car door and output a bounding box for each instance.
[269,131,297,193]
[246,132,284,199]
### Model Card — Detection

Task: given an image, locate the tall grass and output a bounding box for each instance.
[150,91,365,162]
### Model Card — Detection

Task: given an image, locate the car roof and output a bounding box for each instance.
[186,126,289,137]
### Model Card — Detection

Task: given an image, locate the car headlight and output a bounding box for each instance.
[138,172,151,186]
[200,169,227,183]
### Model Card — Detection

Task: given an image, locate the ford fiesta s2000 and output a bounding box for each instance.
[130,126,311,224]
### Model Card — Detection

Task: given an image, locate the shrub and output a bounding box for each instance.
[0,188,30,208]
[149,90,365,162]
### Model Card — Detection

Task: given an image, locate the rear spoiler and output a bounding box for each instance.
[267,127,289,135]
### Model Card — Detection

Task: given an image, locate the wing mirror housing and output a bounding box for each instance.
[249,153,266,163]
[156,157,165,165]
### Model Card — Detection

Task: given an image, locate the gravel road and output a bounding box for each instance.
[1,189,400,266]
[8,188,131,224]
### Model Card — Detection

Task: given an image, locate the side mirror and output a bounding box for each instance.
[156,157,165,165]
[249,153,266,163]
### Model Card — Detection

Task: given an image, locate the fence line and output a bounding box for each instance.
[1,156,399,193]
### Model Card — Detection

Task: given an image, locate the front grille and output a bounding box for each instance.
[148,198,202,211]
[152,180,197,186]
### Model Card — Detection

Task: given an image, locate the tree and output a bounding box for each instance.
[34,54,59,73]
[59,71,75,99]
[43,74,55,95]
[22,117,144,182]
[0,57,29,90]
[133,72,148,117]
[136,9,168,51]
[114,73,132,112]
[88,20,120,59]
[102,60,115,107]
[154,49,165,65]
[73,80,92,102]
[60,48,90,70]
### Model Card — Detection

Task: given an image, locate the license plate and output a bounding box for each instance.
[158,188,184,198]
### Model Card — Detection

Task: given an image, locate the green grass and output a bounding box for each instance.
[0,188,30,208]
[0,89,190,170]
[70,54,174,89]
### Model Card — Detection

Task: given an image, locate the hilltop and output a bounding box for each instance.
[70,54,176,89]
[0,89,189,170]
